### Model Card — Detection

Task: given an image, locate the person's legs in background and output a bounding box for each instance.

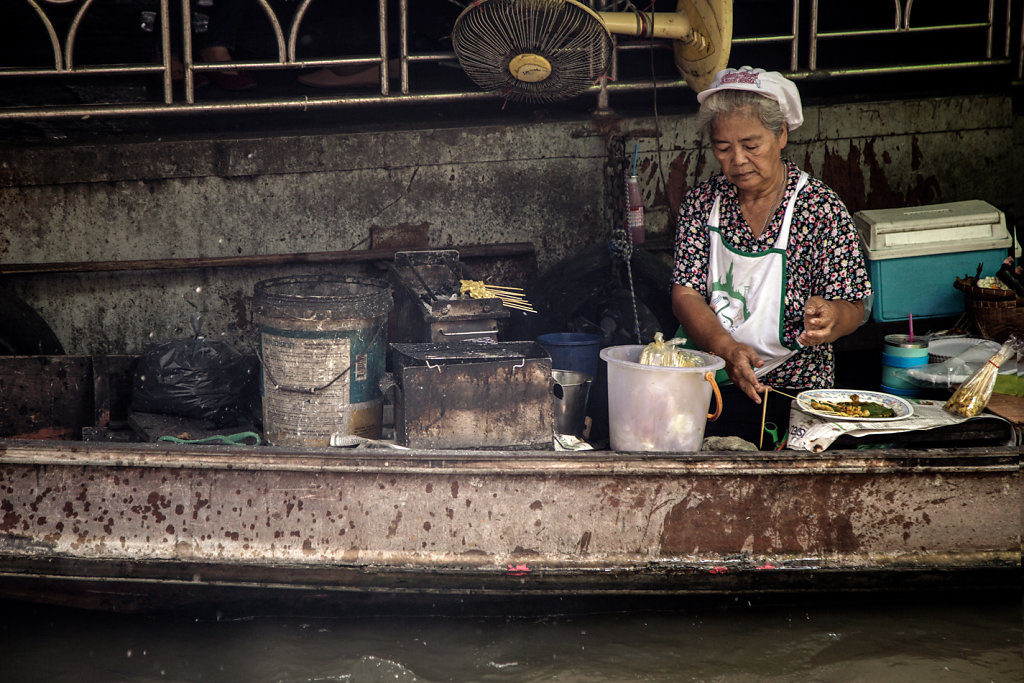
[296,2,392,89]
[199,0,255,91]
[297,60,396,89]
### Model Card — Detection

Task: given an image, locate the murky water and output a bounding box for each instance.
[1,595,1020,682]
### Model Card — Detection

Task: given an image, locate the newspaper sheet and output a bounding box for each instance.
[787,397,1016,452]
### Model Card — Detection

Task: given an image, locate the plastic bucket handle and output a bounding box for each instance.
[705,371,723,422]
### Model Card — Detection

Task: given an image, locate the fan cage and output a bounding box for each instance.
[452,0,615,103]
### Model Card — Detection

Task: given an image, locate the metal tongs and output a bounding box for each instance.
[407,261,438,303]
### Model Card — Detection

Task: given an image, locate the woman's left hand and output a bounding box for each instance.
[798,296,864,346]
[798,296,837,346]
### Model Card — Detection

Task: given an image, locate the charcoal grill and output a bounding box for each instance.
[388,250,510,344]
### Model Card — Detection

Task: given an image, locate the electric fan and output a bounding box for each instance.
[451,0,732,102]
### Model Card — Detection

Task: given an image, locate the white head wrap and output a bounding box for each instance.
[696,66,803,131]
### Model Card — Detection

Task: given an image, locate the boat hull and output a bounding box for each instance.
[0,440,1018,614]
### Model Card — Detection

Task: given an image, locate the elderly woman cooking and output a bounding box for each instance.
[671,66,873,447]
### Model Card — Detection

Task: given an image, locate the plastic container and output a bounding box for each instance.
[537,332,603,379]
[905,338,1006,388]
[551,369,592,437]
[881,334,929,396]
[600,345,724,453]
[854,200,1012,322]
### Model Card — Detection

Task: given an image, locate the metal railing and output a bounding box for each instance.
[0,0,1018,121]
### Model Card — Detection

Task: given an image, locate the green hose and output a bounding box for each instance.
[158,432,261,446]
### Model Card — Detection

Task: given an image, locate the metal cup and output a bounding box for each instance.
[551,370,592,437]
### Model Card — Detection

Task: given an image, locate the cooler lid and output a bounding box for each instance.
[854,200,1011,259]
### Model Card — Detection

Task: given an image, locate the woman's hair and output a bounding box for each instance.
[697,89,787,138]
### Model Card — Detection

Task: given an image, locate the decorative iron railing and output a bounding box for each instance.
[0,0,1018,120]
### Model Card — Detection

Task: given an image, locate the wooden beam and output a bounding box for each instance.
[0,243,536,276]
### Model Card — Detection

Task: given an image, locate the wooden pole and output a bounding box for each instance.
[0,242,535,276]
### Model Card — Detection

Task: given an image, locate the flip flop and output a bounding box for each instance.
[298,66,380,89]
[206,70,256,91]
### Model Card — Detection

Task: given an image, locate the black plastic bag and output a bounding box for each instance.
[132,318,257,428]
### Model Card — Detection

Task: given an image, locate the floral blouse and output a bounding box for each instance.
[671,160,873,389]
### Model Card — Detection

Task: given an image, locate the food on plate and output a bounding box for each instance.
[808,394,897,419]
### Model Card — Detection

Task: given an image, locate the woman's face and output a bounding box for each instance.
[709,107,787,196]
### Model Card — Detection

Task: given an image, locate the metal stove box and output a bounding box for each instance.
[854,200,1012,322]
[388,250,509,343]
[390,341,553,450]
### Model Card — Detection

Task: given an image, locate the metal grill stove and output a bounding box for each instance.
[388,250,509,343]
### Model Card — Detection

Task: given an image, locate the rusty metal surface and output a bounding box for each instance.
[387,250,508,344]
[391,343,554,450]
[0,440,1017,579]
[0,439,1017,612]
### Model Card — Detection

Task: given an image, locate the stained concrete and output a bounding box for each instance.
[0,94,1017,355]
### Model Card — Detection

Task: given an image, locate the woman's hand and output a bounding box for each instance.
[798,296,864,347]
[673,284,769,402]
[719,340,768,402]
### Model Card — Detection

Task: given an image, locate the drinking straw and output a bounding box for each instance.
[632,143,639,176]
[908,313,914,342]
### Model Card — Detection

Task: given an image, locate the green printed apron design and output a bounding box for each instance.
[706,171,809,378]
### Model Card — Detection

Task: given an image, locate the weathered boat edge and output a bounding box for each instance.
[0,558,1018,617]
[1,439,1019,615]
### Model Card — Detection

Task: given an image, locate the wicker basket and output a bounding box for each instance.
[954,277,1024,342]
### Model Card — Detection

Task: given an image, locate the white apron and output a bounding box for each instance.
[707,171,809,378]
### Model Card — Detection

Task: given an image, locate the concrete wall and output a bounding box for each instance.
[0,93,1016,355]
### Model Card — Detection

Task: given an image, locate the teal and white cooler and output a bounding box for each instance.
[854,200,1013,323]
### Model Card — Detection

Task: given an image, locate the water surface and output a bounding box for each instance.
[1,595,1019,682]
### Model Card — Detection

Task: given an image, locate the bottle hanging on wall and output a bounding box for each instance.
[625,174,644,245]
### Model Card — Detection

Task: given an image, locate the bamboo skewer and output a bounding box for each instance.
[480,284,524,292]
[459,279,536,314]
[501,302,537,312]
[759,388,769,450]
[771,387,849,414]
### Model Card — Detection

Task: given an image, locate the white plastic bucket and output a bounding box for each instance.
[599,345,725,453]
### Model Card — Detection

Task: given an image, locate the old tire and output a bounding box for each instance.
[0,288,65,355]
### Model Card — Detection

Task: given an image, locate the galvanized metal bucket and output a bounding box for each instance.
[252,275,393,446]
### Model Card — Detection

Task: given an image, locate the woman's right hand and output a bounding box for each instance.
[672,284,768,402]
[719,340,767,402]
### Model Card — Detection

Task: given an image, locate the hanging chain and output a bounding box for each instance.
[607,136,643,344]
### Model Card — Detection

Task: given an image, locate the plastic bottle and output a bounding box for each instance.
[625,174,644,245]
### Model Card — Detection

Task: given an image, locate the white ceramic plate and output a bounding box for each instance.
[796,389,914,422]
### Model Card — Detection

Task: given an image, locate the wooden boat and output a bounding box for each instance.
[0,442,1018,614]
[0,354,1019,615]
